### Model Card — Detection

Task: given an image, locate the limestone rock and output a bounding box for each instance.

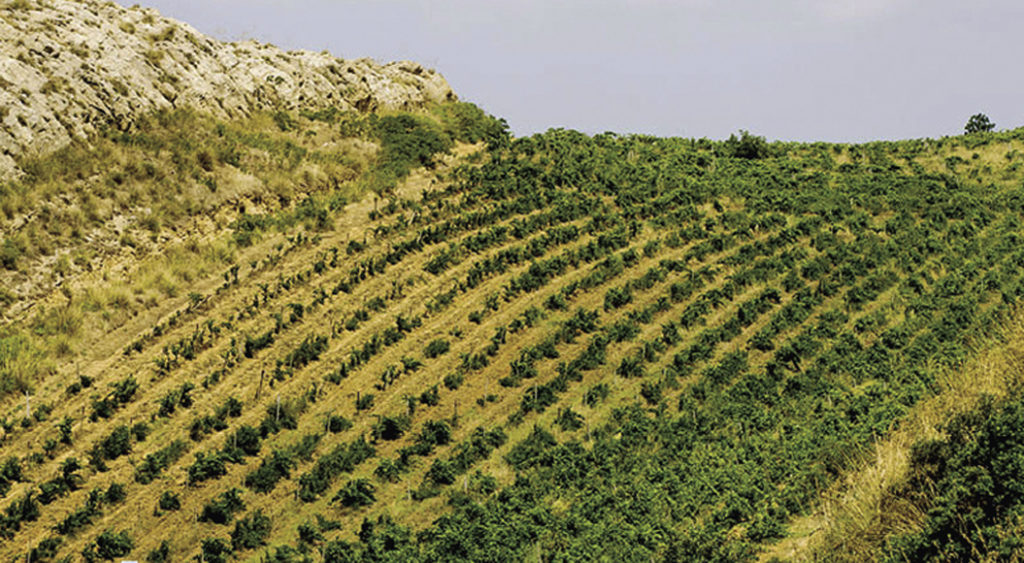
[0,0,456,179]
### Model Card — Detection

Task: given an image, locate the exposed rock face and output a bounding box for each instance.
[0,0,456,179]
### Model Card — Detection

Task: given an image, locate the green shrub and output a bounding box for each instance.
[434,102,507,144]
[424,339,450,359]
[355,393,374,411]
[186,451,230,485]
[103,482,126,504]
[283,334,328,368]
[131,421,150,441]
[0,456,23,497]
[886,393,1024,560]
[224,424,262,458]
[38,457,82,504]
[135,440,188,484]
[583,383,610,407]
[555,408,584,431]
[443,373,464,391]
[89,376,137,421]
[418,420,452,449]
[231,509,271,551]
[147,540,170,563]
[297,436,375,502]
[29,536,62,562]
[419,385,440,406]
[4,490,39,526]
[333,478,376,508]
[0,237,23,270]
[327,414,352,433]
[55,488,103,535]
[374,458,402,483]
[245,450,295,494]
[57,415,74,444]
[199,488,245,525]
[371,414,411,442]
[199,538,232,563]
[158,491,181,512]
[89,425,133,470]
[231,214,272,248]
[367,113,452,192]
[82,529,133,563]
[258,396,306,437]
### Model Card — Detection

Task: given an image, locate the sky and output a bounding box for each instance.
[122,1,1024,142]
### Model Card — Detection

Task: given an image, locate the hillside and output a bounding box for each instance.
[5,3,1024,563]
[0,0,455,322]
[0,0,453,181]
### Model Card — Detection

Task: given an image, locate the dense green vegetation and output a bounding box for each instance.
[238,125,1024,561]
[885,389,1024,560]
[3,97,1024,561]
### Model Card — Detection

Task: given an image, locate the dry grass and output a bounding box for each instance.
[761,311,1024,562]
[0,139,484,560]
[0,108,377,330]
[5,112,1024,560]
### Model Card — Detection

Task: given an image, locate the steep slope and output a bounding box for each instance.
[5,3,1024,562]
[0,0,454,180]
[0,0,459,327]
[0,106,503,561]
[3,112,1024,562]
[762,312,1024,561]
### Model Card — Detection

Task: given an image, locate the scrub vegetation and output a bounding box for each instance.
[2,98,1024,561]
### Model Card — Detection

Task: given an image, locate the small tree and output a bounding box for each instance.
[725,130,771,159]
[965,113,995,134]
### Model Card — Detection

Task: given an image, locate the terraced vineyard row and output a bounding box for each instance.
[3,108,1024,561]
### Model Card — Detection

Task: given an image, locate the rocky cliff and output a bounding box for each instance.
[0,0,455,179]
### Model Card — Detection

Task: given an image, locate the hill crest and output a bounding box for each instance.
[0,0,455,179]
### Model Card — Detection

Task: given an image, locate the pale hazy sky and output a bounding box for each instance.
[122,1,1023,142]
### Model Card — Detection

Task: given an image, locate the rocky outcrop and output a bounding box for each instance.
[0,0,456,179]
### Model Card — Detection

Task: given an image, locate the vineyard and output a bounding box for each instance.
[3,101,1024,562]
